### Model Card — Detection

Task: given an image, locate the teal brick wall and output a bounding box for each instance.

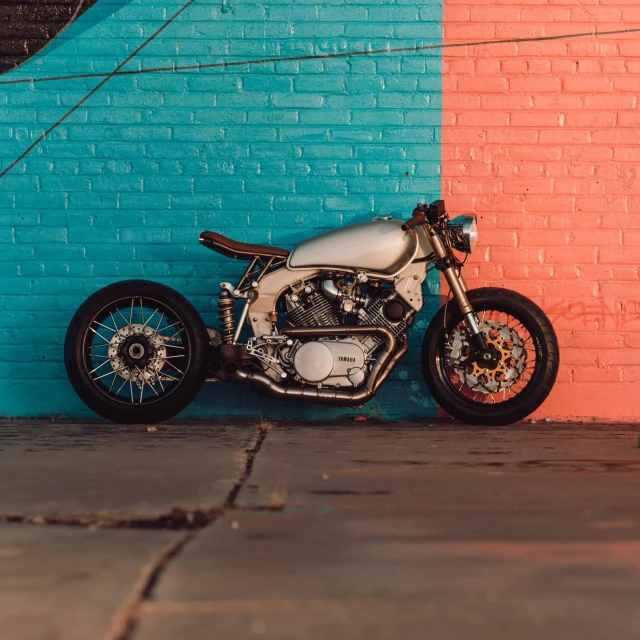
[0,0,442,420]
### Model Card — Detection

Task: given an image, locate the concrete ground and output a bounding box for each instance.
[1,420,639,640]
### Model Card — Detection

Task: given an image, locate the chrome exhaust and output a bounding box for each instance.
[207,360,222,376]
[223,361,238,376]
[230,326,406,407]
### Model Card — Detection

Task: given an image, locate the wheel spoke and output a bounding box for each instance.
[93,320,116,333]
[115,377,128,397]
[163,359,185,376]
[85,296,191,406]
[117,308,135,331]
[110,311,120,332]
[93,369,116,382]
[137,367,159,397]
[141,308,158,331]
[444,308,538,406]
[154,311,166,335]
[89,359,112,375]
[89,326,112,344]
[156,320,182,336]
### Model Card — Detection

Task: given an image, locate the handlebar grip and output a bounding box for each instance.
[401,209,426,231]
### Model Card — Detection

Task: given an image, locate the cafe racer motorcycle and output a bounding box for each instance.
[65,200,559,425]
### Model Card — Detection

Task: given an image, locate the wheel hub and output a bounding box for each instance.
[108,324,167,386]
[447,320,527,394]
[120,335,153,368]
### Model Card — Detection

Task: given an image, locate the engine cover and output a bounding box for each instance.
[293,339,367,388]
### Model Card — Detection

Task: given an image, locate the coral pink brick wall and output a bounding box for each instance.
[442,1,640,420]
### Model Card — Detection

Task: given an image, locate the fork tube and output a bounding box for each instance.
[443,266,476,318]
[457,270,468,292]
[426,226,483,342]
[427,229,473,314]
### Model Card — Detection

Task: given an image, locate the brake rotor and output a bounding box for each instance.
[108,324,167,387]
[446,320,527,394]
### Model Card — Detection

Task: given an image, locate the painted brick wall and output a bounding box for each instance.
[0,0,442,419]
[442,1,640,420]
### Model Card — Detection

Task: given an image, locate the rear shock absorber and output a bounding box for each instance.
[217,285,236,343]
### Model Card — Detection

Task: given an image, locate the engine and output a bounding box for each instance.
[284,283,339,327]
[275,275,413,389]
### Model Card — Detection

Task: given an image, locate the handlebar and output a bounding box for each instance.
[401,204,427,231]
[402,200,447,230]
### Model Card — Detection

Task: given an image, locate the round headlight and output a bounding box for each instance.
[447,215,478,254]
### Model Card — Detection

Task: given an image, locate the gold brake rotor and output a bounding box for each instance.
[470,333,512,383]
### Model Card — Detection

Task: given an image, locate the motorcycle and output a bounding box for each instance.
[64,200,559,425]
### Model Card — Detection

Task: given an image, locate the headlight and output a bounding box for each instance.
[447,215,478,253]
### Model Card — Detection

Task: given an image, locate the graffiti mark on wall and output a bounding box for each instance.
[547,298,640,332]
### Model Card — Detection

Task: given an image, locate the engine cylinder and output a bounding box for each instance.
[286,290,339,327]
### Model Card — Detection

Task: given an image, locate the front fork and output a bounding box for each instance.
[426,226,493,363]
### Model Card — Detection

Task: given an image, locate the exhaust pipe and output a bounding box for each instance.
[229,326,405,407]
[223,361,238,376]
[208,360,222,376]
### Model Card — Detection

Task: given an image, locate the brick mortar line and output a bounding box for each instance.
[1,26,639,89]
[104,424,272,640]
[0,0,198,181]
[1,25,638,182]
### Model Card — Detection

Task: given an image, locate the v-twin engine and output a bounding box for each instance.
[273,277,413,389]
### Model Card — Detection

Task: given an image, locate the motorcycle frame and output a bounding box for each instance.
[207,202,488,405]
[221,215,477,344]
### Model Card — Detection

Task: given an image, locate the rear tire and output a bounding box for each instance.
[422,288,559,426]
[65,280,209,424]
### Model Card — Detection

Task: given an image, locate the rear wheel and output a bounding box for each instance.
[64,280,209,424]
[422,287,559,426]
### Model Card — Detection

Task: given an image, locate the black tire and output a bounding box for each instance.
[64,280,209,424]
[422,287,559,426]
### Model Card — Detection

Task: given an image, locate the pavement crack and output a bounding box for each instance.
[103,532,195,640]
[224,424,270,509]
[0,507,220,530]
[104,422,271,640]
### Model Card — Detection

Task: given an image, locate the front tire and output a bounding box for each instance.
[422,287,559,426]
[65,280,209,424]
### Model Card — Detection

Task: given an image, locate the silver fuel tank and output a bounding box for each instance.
[288,219,419,277]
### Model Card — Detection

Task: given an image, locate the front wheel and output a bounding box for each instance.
[422,287,559,426]
[65,280,209,424]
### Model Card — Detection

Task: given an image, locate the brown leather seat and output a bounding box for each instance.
[199,231,289,261]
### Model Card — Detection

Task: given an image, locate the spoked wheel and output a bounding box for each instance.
[422,288,559,426]
[65,280,209,424]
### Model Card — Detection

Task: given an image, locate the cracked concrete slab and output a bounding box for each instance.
[0,421,256,521]
[0,523,180,640]
[133,423,640,640]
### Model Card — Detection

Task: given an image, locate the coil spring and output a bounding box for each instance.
[218,289,236,343]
